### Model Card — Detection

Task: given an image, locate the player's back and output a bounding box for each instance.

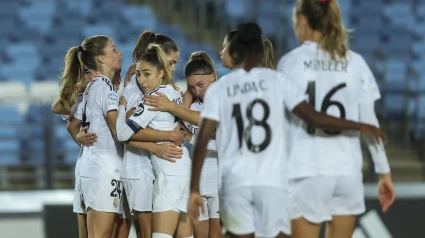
[204,68,304,189]
[278,41,380,178]
[80,76,123,179]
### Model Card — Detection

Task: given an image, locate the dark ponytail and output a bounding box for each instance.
[228,22,264,66]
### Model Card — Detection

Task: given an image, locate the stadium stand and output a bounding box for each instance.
[0,0,424,189]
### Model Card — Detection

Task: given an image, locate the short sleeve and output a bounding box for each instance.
[73,102,83,121]
[278,73,307,111]
[106,90,119,113]
[200,83,220,122]
[358,57,381,104]
[126,101,160,131]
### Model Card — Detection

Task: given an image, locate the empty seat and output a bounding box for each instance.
[0,105,23,124]
[0,140,20,165]
[29,81,60,99]
[0,82,26,99]
[82,25,116,40]
[0,63,36,84]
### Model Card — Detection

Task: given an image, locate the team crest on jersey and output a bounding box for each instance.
[134,103,145,116]
[113,198,118,208]
[108,91,119,102]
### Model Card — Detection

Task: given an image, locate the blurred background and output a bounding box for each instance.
[0,0,424,237]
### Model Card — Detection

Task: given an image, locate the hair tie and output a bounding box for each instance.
[78,46,84,52]
[321,0,327,3]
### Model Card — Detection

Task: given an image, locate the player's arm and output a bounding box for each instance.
[52,96,71,115]
[292,102,387,144]
[116,97,184,145]
[183,90,194,109]
[359,103,394,213]
[190,118,217,193]
[66,116,98,146]
[144,92,201,125]
[128,141,183,162]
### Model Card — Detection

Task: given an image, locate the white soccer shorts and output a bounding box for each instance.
[152,171,190,213]
[289,175,365,223]
[220,186,291,237]
[122,174,154,214]
[80,172,123,214]
[198,193,220,221]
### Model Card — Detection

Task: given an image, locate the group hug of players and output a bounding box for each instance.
[51,0,395,238]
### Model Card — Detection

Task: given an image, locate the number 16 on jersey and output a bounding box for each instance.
[306,81,347,135]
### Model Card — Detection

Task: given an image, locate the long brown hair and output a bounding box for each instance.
[262,36,275,69]
[59,35,110,110]
[295,0,348,60]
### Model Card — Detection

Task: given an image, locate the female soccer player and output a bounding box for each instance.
[221,30,276,70]
[63,35,124,238]
[116,44,193,238]
[52,65,98,238]
[120,31,184,238]
[277,1,395,238]
[124,31,179,87]
[144,51,221,238]
[187,22,387,238]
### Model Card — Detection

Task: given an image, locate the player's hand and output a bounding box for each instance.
[144,92,173,112]
[179,122,193,142]
[171,125,185,146]
[152,144,183,162]
[124,64,136,87]
[76,126,98,146]
[378,173,395,213]
[188,192,204,225]
[119,96,127,107]
[359,124,388,145]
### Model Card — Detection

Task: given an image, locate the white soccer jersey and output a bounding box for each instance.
[127,84,191,176]
[277,41,384,179]
[61,94,83,121]
[185,99,218,195]
[79,75,123,180]
[201,68,306,189]
[120,75,154,180]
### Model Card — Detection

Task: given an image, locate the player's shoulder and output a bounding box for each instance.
[346,49,369,69]
[277,45,307,70]
[92,75,114,91]
[148,84,179,98]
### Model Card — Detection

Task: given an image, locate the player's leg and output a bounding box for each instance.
[193,196,209,238]
[133,219,142,238]
[136,212,152,238]
[289,176,336,238]
[207,194,222,238]
[152,210,180,237]
[87,208,117,238]
[325,216,356,238]
[81,173,122,238]
[175,212,193,238]
[114,218,132,238]
[76,213,88,238]
[325,176,365,238]
[123,174,154,238]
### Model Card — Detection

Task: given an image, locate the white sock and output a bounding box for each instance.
[152,233,173,238]
[185,236,194,238]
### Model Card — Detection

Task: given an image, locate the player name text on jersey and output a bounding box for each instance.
[304,59,348,72]
[227,79,267,97]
